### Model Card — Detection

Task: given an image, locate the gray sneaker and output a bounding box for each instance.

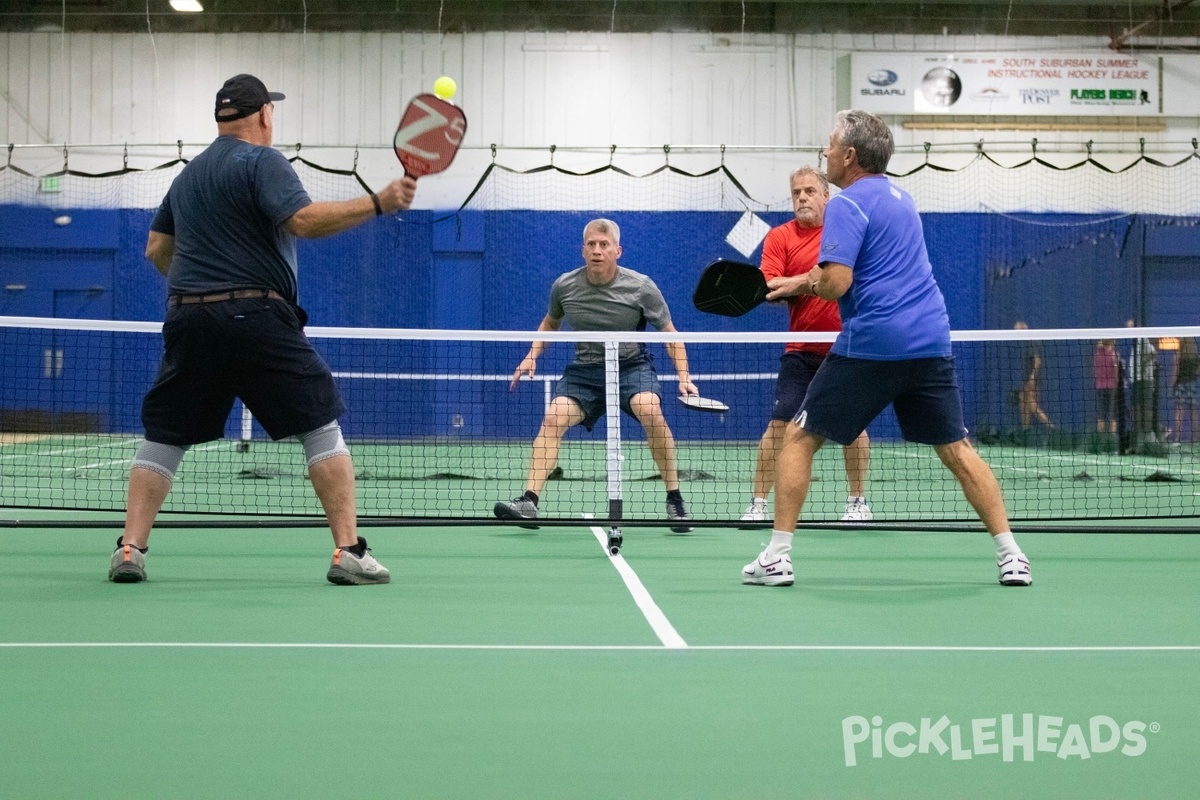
[666,496,693,534]
[494,495,540,528]
[109,537,147,583]
[326,537,390,585]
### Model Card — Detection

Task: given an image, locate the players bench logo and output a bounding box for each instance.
[841,713,1157,767]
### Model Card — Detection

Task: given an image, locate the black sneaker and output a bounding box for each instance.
[494,496,540,529]
[666,496,693,534]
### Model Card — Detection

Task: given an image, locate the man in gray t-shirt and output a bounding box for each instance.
[494,218,699,531]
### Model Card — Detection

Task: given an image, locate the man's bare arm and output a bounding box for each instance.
[510,315,562,390]
[286,177,417,239]
[805,262,854,301]
[145,231,175,277]
[662,322,699,396]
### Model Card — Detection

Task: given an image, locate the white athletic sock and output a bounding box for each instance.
[846,495,865,505]
[993,532,1022,560]
[766,530,793,555]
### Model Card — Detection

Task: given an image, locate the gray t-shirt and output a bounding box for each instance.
[548,266,672,364]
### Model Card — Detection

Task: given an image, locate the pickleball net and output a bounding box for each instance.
[1,316,1197,529]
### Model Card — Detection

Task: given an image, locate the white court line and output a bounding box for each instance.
[585,520,688,649]
[1,643,1197,652]
[903,444,1200,479]
[0,438,135,463]
[73,440,225,472]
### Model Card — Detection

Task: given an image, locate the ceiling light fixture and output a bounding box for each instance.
[169,0,204,12]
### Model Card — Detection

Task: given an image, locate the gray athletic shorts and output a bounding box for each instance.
[555,356,661,431]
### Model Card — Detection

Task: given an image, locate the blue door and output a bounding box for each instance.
[0,251,114,432]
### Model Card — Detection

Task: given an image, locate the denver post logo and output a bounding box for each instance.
[841,713,1157,767]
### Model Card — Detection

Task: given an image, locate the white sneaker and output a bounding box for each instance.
[841,499,873,521]
[741,549,794,586]
[998,553,1032,586]
[739,503,768,522]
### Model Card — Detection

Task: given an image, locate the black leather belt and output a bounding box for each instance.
[168,289,285,307]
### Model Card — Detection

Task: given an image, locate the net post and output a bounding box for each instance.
[603,339,624,554]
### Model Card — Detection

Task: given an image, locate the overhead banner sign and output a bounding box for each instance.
[850,52,1160,116]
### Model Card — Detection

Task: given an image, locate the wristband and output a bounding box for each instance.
[370,192,383,216]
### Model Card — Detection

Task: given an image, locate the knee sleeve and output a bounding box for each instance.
[132,440,189,482]
[296,420,350,467]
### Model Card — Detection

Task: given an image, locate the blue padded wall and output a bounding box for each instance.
[5,203,1199,443]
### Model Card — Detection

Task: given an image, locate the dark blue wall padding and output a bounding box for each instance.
[5,204,1200,442]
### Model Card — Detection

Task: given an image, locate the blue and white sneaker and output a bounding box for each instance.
[998,553,1032,586]
[739,501,769,523]
[840,499,873,521]
[741,549,794,586]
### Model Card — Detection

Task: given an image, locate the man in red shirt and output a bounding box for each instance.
[740,166,872,523]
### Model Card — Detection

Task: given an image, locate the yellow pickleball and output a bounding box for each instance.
[433,76,457,100]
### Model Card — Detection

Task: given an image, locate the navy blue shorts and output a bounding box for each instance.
[555,357,661,431]
[771,351,826,422]
[796,353,967,446]
[141,298,345,446]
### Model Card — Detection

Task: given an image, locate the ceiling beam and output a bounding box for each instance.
[1109,0,1200,49]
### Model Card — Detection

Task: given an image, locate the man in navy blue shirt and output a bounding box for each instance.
[109,74,417,585]
[741,109,1032,589]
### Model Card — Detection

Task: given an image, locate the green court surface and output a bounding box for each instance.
[2,520,1199,798]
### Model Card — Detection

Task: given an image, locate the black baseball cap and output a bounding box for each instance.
[214,74,285,122]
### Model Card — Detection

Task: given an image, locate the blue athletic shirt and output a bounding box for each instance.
[150,135,312,301]
[818,174,952,360]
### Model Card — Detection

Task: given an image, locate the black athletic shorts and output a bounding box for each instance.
[771,350,827,422]
[796,353,967,446]
[141,298,345,445]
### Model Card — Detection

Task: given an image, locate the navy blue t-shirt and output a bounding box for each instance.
[150,135,312,301]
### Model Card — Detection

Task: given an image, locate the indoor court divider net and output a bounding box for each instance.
[1,316,1196,530]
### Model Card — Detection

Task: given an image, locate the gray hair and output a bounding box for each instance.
[583,218,621,246]
[788,165,829,194]
[832,109,894,174]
